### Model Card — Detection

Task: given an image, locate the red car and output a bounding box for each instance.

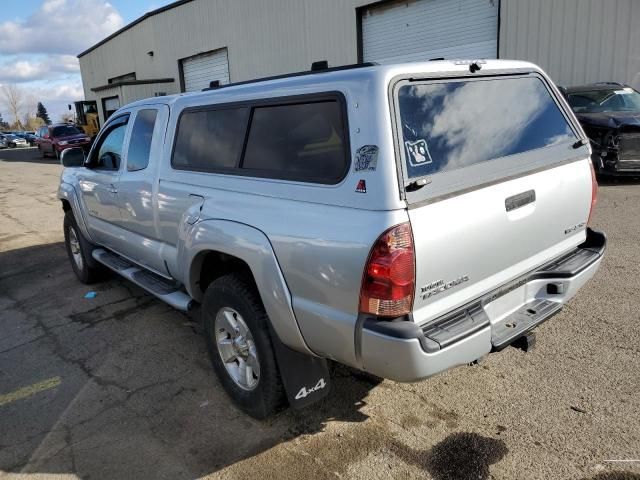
[36,124,92,160]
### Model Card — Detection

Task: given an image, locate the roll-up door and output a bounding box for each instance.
[181,48,230,92]
[361,0,499,64]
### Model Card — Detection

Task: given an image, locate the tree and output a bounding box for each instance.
[36,102,51,125]
[25,116,44,130]
[1,84,24,130]
[0,112,8,130]
[60,112,74,123]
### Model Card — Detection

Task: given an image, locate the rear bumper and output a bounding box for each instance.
[358,228,606,382]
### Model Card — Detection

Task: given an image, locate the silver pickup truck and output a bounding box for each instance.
[58,60,605,418]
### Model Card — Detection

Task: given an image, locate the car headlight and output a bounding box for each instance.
[58,140,68,146]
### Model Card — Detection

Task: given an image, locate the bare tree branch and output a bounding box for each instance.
[1,84,25,129]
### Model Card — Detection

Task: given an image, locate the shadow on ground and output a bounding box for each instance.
[0,242,379,479]
[0,147,58,165]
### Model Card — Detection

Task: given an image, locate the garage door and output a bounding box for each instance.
[103,96,120,120]
[181,48,230,92]
[361,0,499,64]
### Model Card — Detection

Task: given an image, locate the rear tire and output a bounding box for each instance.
[63,211,104,284]
[202,273,285,419]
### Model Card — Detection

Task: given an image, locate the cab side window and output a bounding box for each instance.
[90,116,129,171]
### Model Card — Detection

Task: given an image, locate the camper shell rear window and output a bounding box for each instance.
[396,75,577,180]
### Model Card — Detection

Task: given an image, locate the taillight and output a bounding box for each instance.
[359,223,415,317]
[588,161,598,224]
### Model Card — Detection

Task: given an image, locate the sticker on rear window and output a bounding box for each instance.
[404,139,432,166]
[354,145,379,172]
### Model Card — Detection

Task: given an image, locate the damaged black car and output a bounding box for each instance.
[561,83,640,176]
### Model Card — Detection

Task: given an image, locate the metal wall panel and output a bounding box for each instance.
[361,0,499,64]
[78,0,640,112]
[181,49,230,92]
[79,0,373,105]
[500,0,640,88]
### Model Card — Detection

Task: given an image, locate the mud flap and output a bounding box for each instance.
[268,325,331,409]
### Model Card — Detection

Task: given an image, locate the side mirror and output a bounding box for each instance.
[60,147,85,167]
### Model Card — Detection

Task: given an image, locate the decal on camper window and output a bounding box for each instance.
[405,139,433,167]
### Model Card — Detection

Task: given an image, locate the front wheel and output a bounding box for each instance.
[63,211,104,284]
[202,273,285,419]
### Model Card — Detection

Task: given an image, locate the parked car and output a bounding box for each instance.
[58,60,605,418]
[561,83,640,176]
[15,132,37,146]
[3,133,28,148]
[0,135,8,149]
[36,124,91,159]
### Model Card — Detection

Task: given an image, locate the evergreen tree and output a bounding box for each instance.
[36,102,51,125]
[0,112,8,130]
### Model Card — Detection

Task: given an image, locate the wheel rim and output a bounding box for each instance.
[68,226,83,271]
[214,307,260,391]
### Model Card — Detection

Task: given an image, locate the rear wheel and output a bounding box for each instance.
[202,273,285,419]
[63,211,104,284]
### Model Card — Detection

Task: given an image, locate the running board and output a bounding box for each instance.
[92,249,192,312]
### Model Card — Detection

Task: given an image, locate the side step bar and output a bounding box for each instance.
[92,249,193,312]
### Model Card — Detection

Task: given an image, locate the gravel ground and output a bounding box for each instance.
[0,147,638,480]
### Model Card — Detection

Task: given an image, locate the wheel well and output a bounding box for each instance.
[61,199,71,212]
[195,251,256,298]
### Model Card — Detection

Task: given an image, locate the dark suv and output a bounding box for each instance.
[36,124,91,160]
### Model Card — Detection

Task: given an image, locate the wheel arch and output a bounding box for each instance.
[182,219,314,356]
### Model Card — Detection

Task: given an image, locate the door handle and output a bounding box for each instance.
[108,183,118,195]
[505,190,535,212]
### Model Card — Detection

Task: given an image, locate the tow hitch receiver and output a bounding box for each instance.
[511,331,537,352]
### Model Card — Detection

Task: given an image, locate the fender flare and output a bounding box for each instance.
[181,219,314,356]
[58,182,95,244]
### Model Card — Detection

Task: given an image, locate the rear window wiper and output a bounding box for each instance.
[572,138,588,149]
[405,177,431,192]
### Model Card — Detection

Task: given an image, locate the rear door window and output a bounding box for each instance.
[397,76,576,179]
[242,100,348,183]
[127,109,158,171]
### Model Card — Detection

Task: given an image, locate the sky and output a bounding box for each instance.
[0,0,175,125]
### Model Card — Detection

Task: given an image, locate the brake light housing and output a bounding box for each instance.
[359,223,415,317]
[588,161,598,224]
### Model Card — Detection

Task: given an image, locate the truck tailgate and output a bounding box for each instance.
[409,158,592,325]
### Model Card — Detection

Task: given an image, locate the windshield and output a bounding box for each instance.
[397,76,575,178]
[567,87,640,113]
[52,125,82,137]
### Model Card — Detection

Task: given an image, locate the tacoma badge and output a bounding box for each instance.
[421,275,469,300]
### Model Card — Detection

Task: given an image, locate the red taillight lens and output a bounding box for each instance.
[588,161,598,224]
[359,223,415,317]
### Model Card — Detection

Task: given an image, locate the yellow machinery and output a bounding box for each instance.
[74,101,100,138]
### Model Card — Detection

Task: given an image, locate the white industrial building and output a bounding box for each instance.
[78,0,640,125]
